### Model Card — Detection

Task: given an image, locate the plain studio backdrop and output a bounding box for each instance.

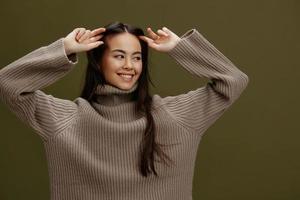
[0,0,299,199]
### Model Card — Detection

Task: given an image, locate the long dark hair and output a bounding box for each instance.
[80,21,174,177]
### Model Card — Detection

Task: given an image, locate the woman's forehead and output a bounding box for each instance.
[110,49,142,55]
[106,33,141,52]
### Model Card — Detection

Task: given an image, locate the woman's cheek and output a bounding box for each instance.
[137,64,143,74]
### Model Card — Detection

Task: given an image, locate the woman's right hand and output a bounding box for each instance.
[63,27,106,55]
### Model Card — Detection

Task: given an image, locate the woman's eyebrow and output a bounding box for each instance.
[111,49,141,55]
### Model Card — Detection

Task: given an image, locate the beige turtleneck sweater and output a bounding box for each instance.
[0,28,249,200]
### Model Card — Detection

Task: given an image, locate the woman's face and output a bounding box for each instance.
[100,32,143,90]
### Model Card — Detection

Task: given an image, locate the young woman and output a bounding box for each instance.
[0,21,249,199]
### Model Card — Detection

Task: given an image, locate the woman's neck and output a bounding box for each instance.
[94,82,138,106]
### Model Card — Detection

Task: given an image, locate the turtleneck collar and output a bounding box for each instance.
[94,82,138,106]
[91,81,144,122]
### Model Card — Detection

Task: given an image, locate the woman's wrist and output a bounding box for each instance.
[63,38,72,56]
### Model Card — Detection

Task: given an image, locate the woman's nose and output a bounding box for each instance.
[123,59,133,69]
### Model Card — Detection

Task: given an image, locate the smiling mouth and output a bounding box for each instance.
[117,73,134,81]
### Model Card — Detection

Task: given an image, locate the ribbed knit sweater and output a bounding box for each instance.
[0,28,249,200]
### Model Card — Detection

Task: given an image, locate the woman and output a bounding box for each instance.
[0,21,249,199]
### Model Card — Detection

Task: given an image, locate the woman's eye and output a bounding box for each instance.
[114,55,124,59]
[114,55,141,60]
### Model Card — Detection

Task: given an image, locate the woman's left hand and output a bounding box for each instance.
[138,27,181,53]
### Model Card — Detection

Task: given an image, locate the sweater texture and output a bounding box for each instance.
[0,28,249,200]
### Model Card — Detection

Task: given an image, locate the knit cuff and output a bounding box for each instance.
[45,37,79,68]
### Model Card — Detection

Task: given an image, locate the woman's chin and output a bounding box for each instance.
[115,82,136,90]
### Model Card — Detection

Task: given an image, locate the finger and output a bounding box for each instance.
[76,31,86,42]
[139,36,159,49]
[91,27,106,37]
[147,27,160,40]
[162,27,173,36]
[79,30,91,42]
[139,35,153,44]
[89,35,102,42]
[157,29,169,37]
[85,41,104,51]
[93,41,104,47]
[76,28,86,40]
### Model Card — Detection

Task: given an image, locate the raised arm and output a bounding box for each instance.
[0,38,79,141]
[155,28,249,135]
[0,27,106,142]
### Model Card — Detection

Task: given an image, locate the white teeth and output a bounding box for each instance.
[120,74,132,78]
[118,74,133,81]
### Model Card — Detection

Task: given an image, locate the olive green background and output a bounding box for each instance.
[0,0,299,199]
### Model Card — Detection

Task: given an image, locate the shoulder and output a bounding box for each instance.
[72,96,95,109]
[151,91,190,112]
[151,87,203,109]
[151,94,164,110]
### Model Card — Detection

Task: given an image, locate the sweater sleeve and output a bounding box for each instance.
[0,38,79,142]
[158,28,249,135]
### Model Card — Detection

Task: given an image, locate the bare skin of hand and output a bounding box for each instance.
[138,27,181,52]
[63,27,106,55]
